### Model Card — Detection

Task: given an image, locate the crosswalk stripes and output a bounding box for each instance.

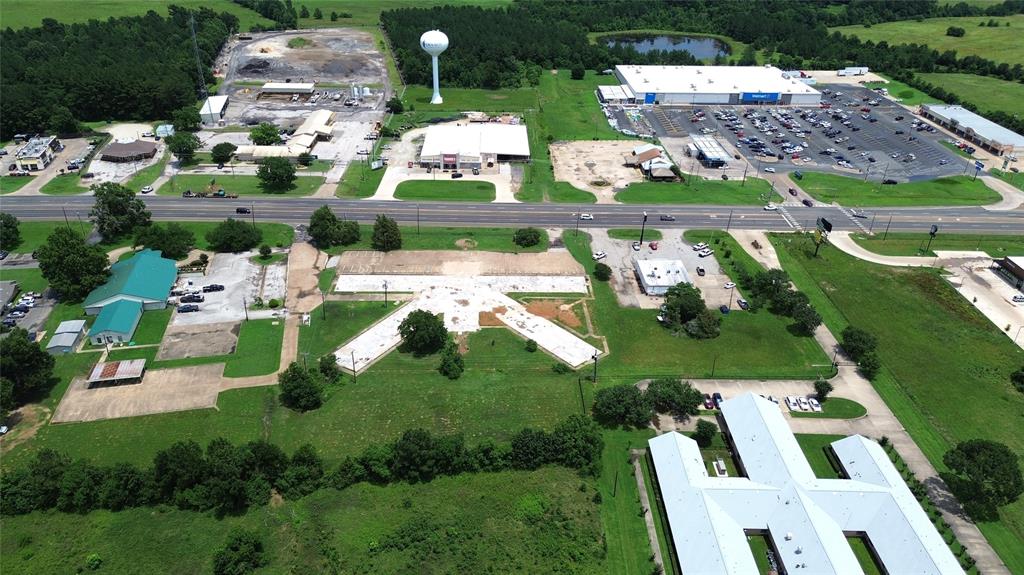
[837,206,871,234]
[776,205,803,231]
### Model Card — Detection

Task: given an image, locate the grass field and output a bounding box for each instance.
[991,168,1023,191]
[39,173,89,195]
[121,149,168,192]
[181,222,294,250]
[0,0,273,31]
[393,180,496,202]
[564,232,831,380]
[0,268,47,294]
[607,228,663,241]
[0,467,601,574]
[298,301,394,360]
[157,174,321,197]
[131,308,172,345]
[336,161,385,198]
[794,172,1000,207]
[917,72,1024,117]
[403,85,539,112]
[295,0,513,28]
[615,178,776,205]
[772,233,1024,571]
[1,221,68,253]
[790,397,867,419]
[0,176,33,195]
[850,232,1024,257]
[832,15,1024,66]
[795,434,845,479]
[863,77,942,107]
[325,225,547,255]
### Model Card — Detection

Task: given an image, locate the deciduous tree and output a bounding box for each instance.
[0,212,21,250]
[35,227,109,301]
[211,142,237,165]
[133,222,195,260]
[693,419,718,448]
[593,262,612,281]
[256,157,296,191]
[165,132,200,162]
[841,326,877,362]
[213,528,267,575]
[90,182,151,241]
[249,122,280,146]
[398,310,448,356]
[371,214,402,251]
[171,106,202,132]
[646,379,702,418]
[943,439,1024,521]
[513,227,541,247]
[592,384,651,428]
[204,219,262,252]
[814,379,834,402]
[278,362,324,412]
[0,329,56,408]
[665,283,706,328]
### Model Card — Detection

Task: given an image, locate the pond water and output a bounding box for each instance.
[602,35,730,60]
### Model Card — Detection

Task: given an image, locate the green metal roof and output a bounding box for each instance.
[83,249,177,308]
[88,299,142,337]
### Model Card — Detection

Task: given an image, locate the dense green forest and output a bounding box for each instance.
[0,6,234,139]
[383,0,1024,133]
[231,0,296,30]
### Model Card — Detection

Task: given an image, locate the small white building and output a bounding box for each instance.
[46,319,87,355]
[633,259,689,295]
[261,82,315,94]
[419,123,530,169]
[200,96,229,125]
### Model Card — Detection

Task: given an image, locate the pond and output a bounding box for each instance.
[602,34,730,60]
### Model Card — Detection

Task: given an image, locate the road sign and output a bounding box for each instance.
[974,160,984,170]
[929,224,938,236]
[816,217,833,233]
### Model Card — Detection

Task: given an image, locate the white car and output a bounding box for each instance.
[140,186,153,194]
[785,396,801,411]
[1012,294,1024,303]
[141,131,154,138]
[764,167,776,173]
[698,249,714,258]
[692,242,708,251]
[797,397,811,411]
[763,203,778,211]
[578,213,593,220]
[592,252,607,261]
[631,242,641,251]
[724,282,736,289]
[808,398,823,412]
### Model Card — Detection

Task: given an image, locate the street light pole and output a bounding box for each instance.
[882,214,893,241]
[728,285,736,310]
[725,209,734,232]
[574,210,581,237]
[592,351,598,382]
[383,280,389,308]
[638,211,648,245]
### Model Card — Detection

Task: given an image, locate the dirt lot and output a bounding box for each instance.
[550,140,644,203]
[525,299,583,328]
[156,321,241,360]
[337,250,584,277]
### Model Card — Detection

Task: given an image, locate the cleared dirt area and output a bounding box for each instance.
[550,140,644,203]
[525,299,582,328]
[156,321,241,360]
[233,30,382,84]
[337,250,584,277]
[287,242,328,312]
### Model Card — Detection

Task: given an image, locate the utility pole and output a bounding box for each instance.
[728,285,736,309]
[189,13,209,101]
[250,202,256,229]
[725,209,734,232]
[61,205,70,230]
[868,212,877,234]
[242,296,249,321]
[741,163,748,186]
[351,350,357,384]
[320,289,327,320]
[416,203,420,235]
[574,210,581,237]
[882,214,893,241]
[592,351,598,382]
[383,280,389,308]
[638,211,648,245]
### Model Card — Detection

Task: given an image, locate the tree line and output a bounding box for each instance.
[0,7,234,140]
[1,416,603,516]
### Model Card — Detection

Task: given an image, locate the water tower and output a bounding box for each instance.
[420,29,449,105]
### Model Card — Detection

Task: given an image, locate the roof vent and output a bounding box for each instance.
[785,532,793,541]
[795,546,803,554]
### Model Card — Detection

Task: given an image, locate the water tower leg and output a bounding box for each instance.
[431,55,443,104]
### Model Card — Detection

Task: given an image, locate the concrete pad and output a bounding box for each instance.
[157,321,241,360]
[52,364,226,423]
[171,251,271,326]
[337,249,583,277]
[338,274,587,294]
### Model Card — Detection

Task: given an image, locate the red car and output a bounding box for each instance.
[649,241,659,250]
[703,394,715,410]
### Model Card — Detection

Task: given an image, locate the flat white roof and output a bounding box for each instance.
[598,84,633,101]
[262,82,315,92]
[923,104,1024,148]
[649,393,963,575]
[690,134,731,163]
[55,319,87,334]
[634,259,689,288]
[200,95,229,116]
[420,123,530,159]
[616,64,820,96]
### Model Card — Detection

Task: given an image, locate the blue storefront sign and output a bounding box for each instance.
[644,92,656,105]
[740,92,780,103]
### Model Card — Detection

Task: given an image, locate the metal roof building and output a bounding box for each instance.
[236,109,335,162]
[419,123,530,169]
[200,95,229,125]
[690,134,731,168]
[87,359,146,385]
[920,104,1024,157]
[633,259,690,295]
[100,140,158,162]
[649,393,963,574]
[84,249,177,314]
[615,65,821,106]
[261,82,315,94]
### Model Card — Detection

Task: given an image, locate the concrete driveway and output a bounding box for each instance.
[9,138,94,196]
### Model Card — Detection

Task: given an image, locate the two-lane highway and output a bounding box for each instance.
[1,195,1022,234]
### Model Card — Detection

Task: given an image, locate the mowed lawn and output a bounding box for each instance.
[0,467,601,574]
[832,15,1024,66]
[772,233,1024,571]
[40,173,89,195]
[863,77,942,106]
[1,221,68,253]
[298,301,394,360]
[158,174,321,197]
[393,180,496,202]
[325,225,548,254]
[0,0,273,30]
[403,85,539,112]
[0,175,33,195]
[850,232,1024,257]
[615,178,775,205]
[917,73,1024,117]
[794,172,1000,207]
[336,161,385,198]
[564,233,830,380]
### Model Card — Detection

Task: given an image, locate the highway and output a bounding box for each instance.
[1,195,1022,234]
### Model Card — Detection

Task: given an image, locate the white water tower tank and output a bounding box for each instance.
[362,86,372,97]
[420,29,449,104]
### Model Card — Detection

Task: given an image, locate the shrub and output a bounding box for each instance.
[593,262,612,281]
[513,227,542,248]
[268,298,280,309]
[525,339,538,352]
[552,363,573,374]
[259,244,272,258]
[814,379,833,402]
[858,351,881,380]
[1010,366,1024,393]
[213,529,266,575]
[693,419,717,447]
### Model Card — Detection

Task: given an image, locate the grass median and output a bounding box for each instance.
[0,175,32,195]
[393,180,496,202]
[850,232,1024,258]
[324,226,547,254]
[615,178,774,205]
[790,397,867,419]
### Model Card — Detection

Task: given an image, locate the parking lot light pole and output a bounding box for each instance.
[1015,325,1023,344]
[638,211,648,245]
[383,280,389,308]
[574,210,581,237]
[592,351,598,382]
[728,285,736,310]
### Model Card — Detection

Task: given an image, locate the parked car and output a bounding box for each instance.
[8,311,26,318]
[696,266,706,277]
[703,394,715,410]
[785,396,801,411]
[724,282,736,289]
[451,172,463,179]
[0,250,8,260]
[631,242,641,251]
[180,294,204,303]
[882,179,897,185]
[202,284,225,293]
[592,251,606,261]
[236,207,251,214]
[737,298,749,310]
[797,397,811,411]
[699,249,714,258]
[578,213,593,220]
[140,186,153,194]
[801,198,814,207]
[649,241,659,250]
[763,203,777,211]
[712,392,724,408]
[763,167,776,173]
[659,214,676,221]
[788,187,797,196]
[808,397,823,412]
[178,304,200,313]
[1012,294,1024,303]
[718,304,730,314]
[692,242,708,251]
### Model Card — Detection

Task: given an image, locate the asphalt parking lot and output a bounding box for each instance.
[645,84,967,183]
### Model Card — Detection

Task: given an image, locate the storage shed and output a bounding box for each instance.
[46,319,87,355]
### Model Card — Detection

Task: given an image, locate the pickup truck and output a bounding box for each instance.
[182,189,239,199]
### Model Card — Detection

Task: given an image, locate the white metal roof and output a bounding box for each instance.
[200,95,229,116]
[616,65,820,96]
[633,259,690,288]
[649,393,964,575]
[420,123,530,160]
[262,82,315,92]
[294,109,334,138]
[46,332,80,350]
[598,84,633,101]
[922,104,1024,148]
[690,134,731,163]
[55,319,86,334]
